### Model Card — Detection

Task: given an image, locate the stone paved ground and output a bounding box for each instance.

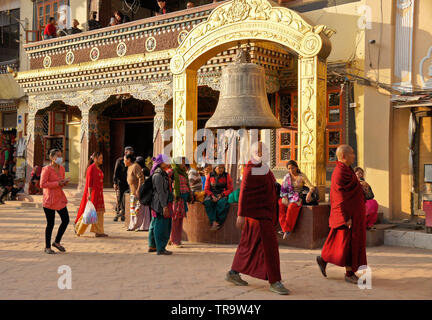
[0,202,431,300]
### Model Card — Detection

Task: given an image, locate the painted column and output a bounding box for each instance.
[24,111,44,192]
[297,56,327,201]
[77,105,98,191]
[153,103,173,157]
[172,70,198,161]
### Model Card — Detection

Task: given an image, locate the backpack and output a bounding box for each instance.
[138,175,153,206]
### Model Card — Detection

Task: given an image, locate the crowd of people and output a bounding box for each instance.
[42,1,226,40]
[38,142,377,295]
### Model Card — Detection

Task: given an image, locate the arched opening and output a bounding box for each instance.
[89,95,155,186]
[171,0,332,199]
[34,101,82,185]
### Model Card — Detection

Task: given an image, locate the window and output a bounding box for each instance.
[276,129,298,166]
[51,111,66,136]
[43,110,66,161]
[327,89,343,125]
[327,129,342,163]
[276,88,345,167]
[279,92,298,128]
[276,91,298,167]
[0,9,20,60]
[326,87,345,165]
[36,0,64,30]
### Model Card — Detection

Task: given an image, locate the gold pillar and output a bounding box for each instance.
[297,56,327,201]
[172,69,198,161]
[153,103,173,157]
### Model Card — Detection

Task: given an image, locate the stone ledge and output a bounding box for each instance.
[278,204,330,249]
[384,229,432,250]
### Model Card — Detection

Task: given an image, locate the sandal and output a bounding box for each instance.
[44,248,56,254]
[52,242,66,252]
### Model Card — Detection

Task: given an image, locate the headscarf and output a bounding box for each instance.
[172,156,190,199]
[150,153,170,175]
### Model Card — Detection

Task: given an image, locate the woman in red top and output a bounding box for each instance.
[204,164,233,231]
[40,149,70,254]
[75,152,107,237]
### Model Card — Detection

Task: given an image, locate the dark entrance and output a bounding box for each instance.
[94,96,155,187]
[124,121,154,159]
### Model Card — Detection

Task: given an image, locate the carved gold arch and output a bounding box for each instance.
[170,0,332,74]
[170,0,334,199]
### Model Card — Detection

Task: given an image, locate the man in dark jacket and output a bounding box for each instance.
[113,146,134,221]
[87,11,101,31]
[0,167,18,204]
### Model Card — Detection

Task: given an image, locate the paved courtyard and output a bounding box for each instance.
[0,202,431,300]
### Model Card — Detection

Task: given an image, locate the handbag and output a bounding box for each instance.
[300,186,319,205]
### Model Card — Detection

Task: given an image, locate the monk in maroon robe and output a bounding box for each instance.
[316,144,367,284]
[226,142,290,295]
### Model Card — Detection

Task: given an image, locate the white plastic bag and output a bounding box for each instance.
[82,200,98,224]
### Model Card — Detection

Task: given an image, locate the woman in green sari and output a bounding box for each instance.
[170,157,193,247]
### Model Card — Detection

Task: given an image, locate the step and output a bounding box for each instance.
[384,229,432,250]
[365,223,396,247]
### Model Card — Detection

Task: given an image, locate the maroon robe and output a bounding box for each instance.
[321,161,367,273]
[231,161,281,283]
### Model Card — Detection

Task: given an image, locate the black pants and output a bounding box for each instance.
[115,187,128,217]
[43,207,70,249]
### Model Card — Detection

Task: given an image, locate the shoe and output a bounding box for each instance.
[157,250,172,255]
[269,281,290,295]
[126,229,134,231]
[113,216,119,222]
[148,247,157,252]
[121,216,125,222]
[52,242,66,252]
[95,233,108,237]
[345,274,359,284]
[316,256,327,278]
[282,232,290,240]
[44,248,56,254]
[225,271,248,286]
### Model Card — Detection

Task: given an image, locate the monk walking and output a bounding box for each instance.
[226,142,290,295]
[316,144,367,284]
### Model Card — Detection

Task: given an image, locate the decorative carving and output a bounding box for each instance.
[178,30,189,45]
[26,82,173,116]
[420,46,432,88]
[170,0,331,74]
[90,47,100,61]
[146,36,157,52]
[65,51,74,65]
[116,41,127,57]
[43,56,51,68]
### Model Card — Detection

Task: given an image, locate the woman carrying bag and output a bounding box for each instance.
[40,149,70,254]
[75,152,107,237]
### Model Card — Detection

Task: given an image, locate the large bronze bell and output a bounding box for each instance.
[205,49,281,129]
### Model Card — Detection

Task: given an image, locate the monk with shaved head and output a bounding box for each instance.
[316,144,367,284]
